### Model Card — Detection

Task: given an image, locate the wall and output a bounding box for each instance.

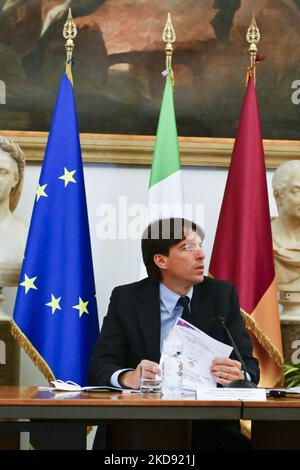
[3,162,278,386]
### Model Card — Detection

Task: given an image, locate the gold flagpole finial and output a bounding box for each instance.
[246,12,261,84]
[162,12,176,73]
[63,8,77,83]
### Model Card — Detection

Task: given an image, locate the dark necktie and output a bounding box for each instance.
[177,296,191,322]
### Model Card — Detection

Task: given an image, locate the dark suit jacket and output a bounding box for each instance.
[88,276,260,386]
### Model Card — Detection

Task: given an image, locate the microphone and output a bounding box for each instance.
[217,315,256,389]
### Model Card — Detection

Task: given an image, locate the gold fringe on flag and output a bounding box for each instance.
[12,320,93,437]
[241,309,283,369]
[241,309,284,386]
[11,320,55,384]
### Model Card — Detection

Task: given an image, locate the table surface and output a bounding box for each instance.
[241,393,300,420]
[0,386,237,405]
[0,387,300,421]
[0,386,242,421]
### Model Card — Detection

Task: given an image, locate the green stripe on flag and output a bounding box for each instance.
[149,72,181,187]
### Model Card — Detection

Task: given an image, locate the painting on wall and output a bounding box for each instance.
[0,0,299,140]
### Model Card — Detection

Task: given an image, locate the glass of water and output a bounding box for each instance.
[140,365,162,393]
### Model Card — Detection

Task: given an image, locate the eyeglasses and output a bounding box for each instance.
[184,242,203,251]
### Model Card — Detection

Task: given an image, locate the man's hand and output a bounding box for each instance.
[210,358,244,386]
[119,360,160,389]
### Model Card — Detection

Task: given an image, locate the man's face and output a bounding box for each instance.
[156,228,205,286]
[278,169,300,219]
[0,149,19,204]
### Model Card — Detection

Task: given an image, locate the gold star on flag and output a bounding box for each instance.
[72,297,89,317]
[58,167,76,187]
[45,294,62,315]
[36,183,48,201]
[20,274,38,294]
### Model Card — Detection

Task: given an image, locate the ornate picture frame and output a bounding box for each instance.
[1,130,299,168]
[0,1,300,168]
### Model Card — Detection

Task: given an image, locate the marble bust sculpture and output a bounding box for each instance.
[271,160,300,317]
[0,136,28,287]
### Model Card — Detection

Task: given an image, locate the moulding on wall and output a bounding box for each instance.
[1,130,300,168]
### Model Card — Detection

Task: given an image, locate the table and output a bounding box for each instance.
[1,387,300,449]
[242,396,300,450]
[0,386,241,450]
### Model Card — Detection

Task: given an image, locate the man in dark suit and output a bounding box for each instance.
[89,217,259,449]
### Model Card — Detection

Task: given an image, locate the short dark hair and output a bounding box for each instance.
[141,217,204,281]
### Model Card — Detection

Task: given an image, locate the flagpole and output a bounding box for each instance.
[63,8,77,83]
[246,12,260,84]
[162,12,176,85]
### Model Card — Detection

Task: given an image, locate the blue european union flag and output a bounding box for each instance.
[12,72,99,386]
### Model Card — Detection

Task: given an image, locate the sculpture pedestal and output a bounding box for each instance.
[279,291,300,320]
[0,287,20,384]
[278,292,300,364]
[0,289,21,449]
[280,318,300,364]
[0,319,20,385]
[0,320,20,450]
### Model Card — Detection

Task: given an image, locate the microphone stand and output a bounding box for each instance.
[218,316,257,389]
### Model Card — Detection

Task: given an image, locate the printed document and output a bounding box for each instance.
[160,318,233,390]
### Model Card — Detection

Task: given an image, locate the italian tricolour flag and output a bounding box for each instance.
[140,70,184,276]
[146,70,184,225]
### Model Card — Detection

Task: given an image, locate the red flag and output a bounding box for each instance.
[209,73,283,387]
